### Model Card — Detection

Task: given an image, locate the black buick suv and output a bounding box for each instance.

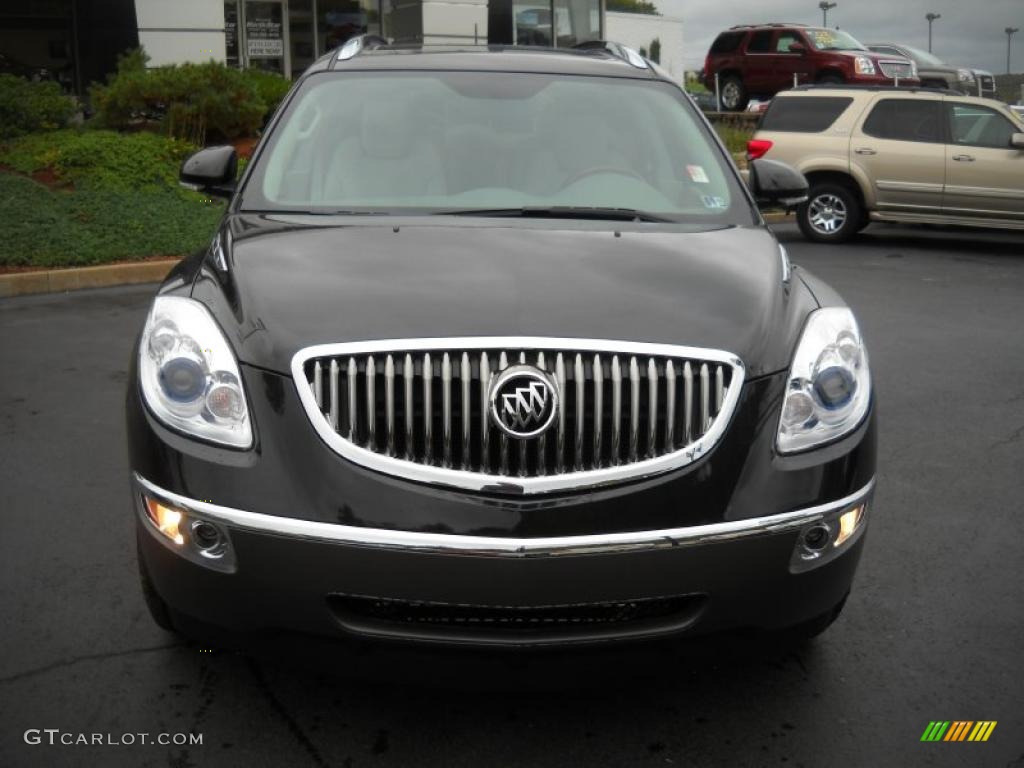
[128,39,876,648]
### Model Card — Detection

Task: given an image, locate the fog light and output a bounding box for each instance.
[143,497,185,546]
[190,520,227,558]
[803,524,831,551]
[834,504,865,548]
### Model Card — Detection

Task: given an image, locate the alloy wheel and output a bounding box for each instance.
[807,193,848,235]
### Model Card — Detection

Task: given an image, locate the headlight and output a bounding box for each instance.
[957,68,974,82]
[854,56,876,76]
[139,296,252,448]
[777,307,871,453]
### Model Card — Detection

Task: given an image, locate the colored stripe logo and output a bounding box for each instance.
[921,721,997,742]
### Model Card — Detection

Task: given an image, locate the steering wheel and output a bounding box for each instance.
[560,166,647,189]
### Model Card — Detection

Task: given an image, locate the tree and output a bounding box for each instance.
[649,38,661,64]
[606,0,659,15]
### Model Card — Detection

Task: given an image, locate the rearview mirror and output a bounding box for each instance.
[748,159,809,208]
[788,42,807,55]
[1011,132,1024,149]
[179,146,238,199]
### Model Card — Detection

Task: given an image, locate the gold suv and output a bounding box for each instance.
[748,86,1024,242]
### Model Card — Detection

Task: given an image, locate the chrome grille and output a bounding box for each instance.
[879,60,914,79]
[293,339,744,493]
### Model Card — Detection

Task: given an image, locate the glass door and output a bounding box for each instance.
[243,0,289,77]
[288,0,317,75]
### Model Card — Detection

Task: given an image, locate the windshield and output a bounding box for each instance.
[806,28,866,52]
[241,70,750,224]
[900,45,944,66]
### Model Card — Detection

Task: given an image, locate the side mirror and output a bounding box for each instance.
[179,146,238,199]
[1011,132,1024,149]
[748,159,809,208]
[788,42,807,55]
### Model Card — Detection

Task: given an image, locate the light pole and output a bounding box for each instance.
[1007,27,1020,74]
[926,13,941,52]
[818,2,837,26]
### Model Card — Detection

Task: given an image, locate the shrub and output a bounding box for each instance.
[0,129,197,193]
[241,68,292,121]
[91,52,267,143]
[0,172,224,268]
[0,74,76,139]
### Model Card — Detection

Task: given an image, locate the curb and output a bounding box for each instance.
[0,259,180,299]
[0,214,795,299]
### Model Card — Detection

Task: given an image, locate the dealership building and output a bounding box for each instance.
[2,0,683,94]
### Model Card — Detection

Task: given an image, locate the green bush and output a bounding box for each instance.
[91,52,267,143]
[0,172,223,268]
[241,68,292,121]
[0,129,197,192]
[0,74,76,139]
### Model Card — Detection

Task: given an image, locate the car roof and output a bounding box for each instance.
[302,43,663,80]
[725,23,807,31]
[781,85,1005,107]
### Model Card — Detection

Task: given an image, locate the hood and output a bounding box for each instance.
[191,215,817,378]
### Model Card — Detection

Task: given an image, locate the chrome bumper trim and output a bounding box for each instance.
[132,473,875,559]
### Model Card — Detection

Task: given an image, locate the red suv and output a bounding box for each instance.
[704,24,919,111]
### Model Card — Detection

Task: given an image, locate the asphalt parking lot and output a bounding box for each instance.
[1,221,1022,768]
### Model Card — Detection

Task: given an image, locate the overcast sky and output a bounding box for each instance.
[656,0,1024,74]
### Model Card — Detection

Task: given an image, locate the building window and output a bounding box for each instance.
[491,0,601,47]
[319,0,380,51]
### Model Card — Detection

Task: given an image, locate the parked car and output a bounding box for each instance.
[748,86,1024,242]
[971,68,998,99]
[865,42,975,93]
[687,88,719,111]
[128,38,876,648]
[704,23,918,111]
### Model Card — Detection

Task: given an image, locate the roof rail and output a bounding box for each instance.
[335,34,391,61]
[572,40,648,68]
[728,23,808,29]
[789,84,962,96]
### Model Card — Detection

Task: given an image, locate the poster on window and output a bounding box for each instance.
[246,18,283,58]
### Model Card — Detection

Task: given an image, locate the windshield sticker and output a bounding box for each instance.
[809,30,836,48]
[701,195,727,210]
[686,165,710,183]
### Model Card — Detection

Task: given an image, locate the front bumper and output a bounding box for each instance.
[134,472,874,646]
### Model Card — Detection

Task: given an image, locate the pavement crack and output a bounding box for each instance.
[246,657,329,767]
[989,423,1024,451]
[0,641,184,686]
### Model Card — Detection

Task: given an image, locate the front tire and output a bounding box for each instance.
[719,75,748,111]
[817,73,844,85]
[797,183,863,243]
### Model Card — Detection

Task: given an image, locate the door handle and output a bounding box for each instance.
[952,154,975,162]
[854,148,877,155]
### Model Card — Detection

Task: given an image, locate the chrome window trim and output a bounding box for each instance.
[289,337,746,494]
[133,473,874,559]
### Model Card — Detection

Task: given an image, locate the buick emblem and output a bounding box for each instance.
[488,365,558,439]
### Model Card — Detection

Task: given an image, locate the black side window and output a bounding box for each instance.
[948,103,1018,149]
[862,99,943,142]
[710,32,745,54]
[761,97,854,132]
[746,31,774,53]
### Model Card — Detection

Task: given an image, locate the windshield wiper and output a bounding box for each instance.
[436,206,675,223]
